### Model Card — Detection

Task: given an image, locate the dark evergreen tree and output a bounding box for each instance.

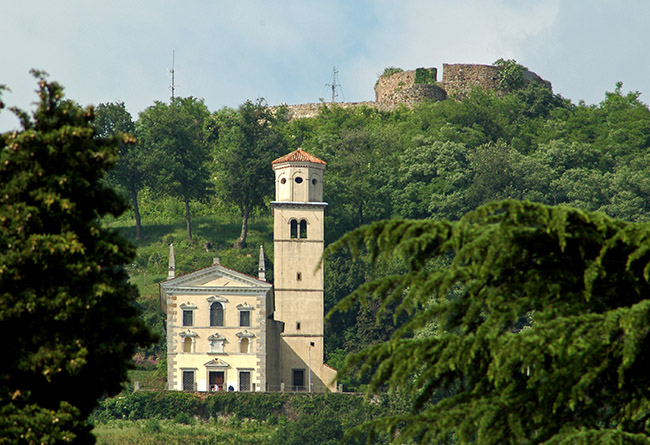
[328,200,650,444]
[0,72,155,443]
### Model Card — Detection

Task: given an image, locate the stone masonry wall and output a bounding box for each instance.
[389,84,448,106]
[279,101,377,120]
[441,63,551,97]
[441,63,501,97]
[375,70,418,103]
[374,69,446,106]
[275,63,550,121]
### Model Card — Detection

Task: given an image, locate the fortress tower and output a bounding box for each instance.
[271,148,337,391]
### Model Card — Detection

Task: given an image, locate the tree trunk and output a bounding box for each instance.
[130,184,143,241]
[234,204,250,249]
[184,197,192,241]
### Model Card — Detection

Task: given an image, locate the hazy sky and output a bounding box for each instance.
[1,0,649,131]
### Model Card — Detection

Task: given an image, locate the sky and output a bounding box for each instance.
[2,0,649,132]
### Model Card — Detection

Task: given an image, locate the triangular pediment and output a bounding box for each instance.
[204,358,230,368]
[160,263,271,293]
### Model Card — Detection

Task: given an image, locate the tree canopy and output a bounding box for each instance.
[137,97,211,241]
[94,102,145,240]
[327,200,650,444]
[0,72,155,443]
[206,99,288,248]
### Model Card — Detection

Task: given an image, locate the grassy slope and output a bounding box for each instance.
[102,206,275,361]
[94,418,275,445]
[105,211,275,299]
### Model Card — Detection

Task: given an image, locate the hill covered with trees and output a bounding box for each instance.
[99,68,650,386]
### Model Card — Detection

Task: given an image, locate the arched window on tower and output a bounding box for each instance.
[299,219,307,239]
[290,219,298,239]
[210,302,224,327]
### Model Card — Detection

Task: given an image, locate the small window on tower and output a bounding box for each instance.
[312,178,317,185]
[295,177,303,184]
[290,220,298,239]
[297,272,302,281]
[296,322,301,331]
[299,219,307,239]
[281,178,286,184]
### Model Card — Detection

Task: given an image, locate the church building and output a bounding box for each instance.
[160,148,337,392]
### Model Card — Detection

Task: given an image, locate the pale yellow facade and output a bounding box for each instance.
[162,148,336,393]
[271,152,337,391]
[161,265,275,392]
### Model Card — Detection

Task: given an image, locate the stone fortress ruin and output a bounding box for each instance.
[281,63,550,120]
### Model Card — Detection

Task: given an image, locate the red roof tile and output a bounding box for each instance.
[272,148,327,165]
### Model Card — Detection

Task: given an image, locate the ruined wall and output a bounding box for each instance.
[275,63,550,121]
[388,84,447,106]
[279,101,378,120]
[375,70,417,103]
[374,68,446,106]
[441,63,551,97]
[441,63,501,97]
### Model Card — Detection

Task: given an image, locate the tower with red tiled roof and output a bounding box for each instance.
[271,148,337,391]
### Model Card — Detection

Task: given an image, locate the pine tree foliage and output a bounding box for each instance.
[0,72,155,443]
[326,200,650,443]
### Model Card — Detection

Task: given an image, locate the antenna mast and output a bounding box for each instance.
[325,66,342,103]
[170,50,175,101]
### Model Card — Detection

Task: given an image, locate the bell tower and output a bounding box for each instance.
[271,148,336,391]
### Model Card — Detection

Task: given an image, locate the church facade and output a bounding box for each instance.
[160,148,337,392]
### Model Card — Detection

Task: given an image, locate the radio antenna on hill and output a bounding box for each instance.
[169,50,176,101]
[324,66,343,103]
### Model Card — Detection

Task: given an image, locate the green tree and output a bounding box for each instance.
[94,102,146,240]
[494,58,526,91]
[328,200,650,443]
[206,99,288,248]
[296,105,400,241]
[0,72,155,443]
[137,97,211,241]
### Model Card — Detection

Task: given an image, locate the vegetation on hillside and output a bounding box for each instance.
[91,391,402,444]
[100,73,650,396]
[6,62,650,442]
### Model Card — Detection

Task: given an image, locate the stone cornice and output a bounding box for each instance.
[270,201,328,208]
[280,333,324,338]
[160,264,272,291]
[165,287,269,296]
[273,239,324,244]
[273,288,323,293]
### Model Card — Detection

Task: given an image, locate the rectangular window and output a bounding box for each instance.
[240,310,250,327]
[182,310,193,326]
[239,371,251,392]
[182,370,195,391]
[292,369,305,391]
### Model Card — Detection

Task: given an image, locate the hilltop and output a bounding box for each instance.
[278,60,550,120]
